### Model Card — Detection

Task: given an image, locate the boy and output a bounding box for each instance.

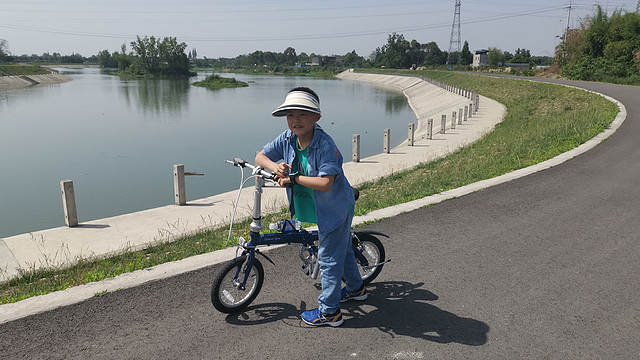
[255,87,367,327]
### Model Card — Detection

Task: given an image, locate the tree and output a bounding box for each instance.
[116,44,132,72]
[0,38,9,61]
[125,35,192,76]
[422,41,445,66]
[283,47,297,66]
[511,48,532,63]
[374,33,411,68]
[488,47,504,67]
[408,40,424,67]
[461,41,473,65]
[558,5,640,81]
[98,50,118,68]
[342,50,366,67]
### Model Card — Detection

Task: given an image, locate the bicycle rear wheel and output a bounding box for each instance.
[211,256,264,313]
[353,233,385,284]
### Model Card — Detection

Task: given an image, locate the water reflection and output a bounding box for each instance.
[119,77,191,120]
[385,93,409,114]
[0,69,417,237]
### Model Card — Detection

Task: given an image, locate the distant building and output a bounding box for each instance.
[472,49,489,67]
[309,56,321,66]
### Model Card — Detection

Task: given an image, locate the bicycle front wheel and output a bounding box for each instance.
[211,256,264,313]
[353,233,385,285]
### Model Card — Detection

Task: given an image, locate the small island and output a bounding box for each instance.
[191,73,248,90]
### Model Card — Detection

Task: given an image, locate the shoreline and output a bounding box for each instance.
[0,73,72,89]
[0,70,503,283]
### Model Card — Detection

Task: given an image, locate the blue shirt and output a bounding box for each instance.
[263,123,355,233]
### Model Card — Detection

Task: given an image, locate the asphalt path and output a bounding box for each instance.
[1,78,639,359]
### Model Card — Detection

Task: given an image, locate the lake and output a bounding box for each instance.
[0,68,416,238]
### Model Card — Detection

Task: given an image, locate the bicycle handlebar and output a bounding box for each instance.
[225,157,275,181]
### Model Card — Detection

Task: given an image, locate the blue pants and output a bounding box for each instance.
[317,207,363,314]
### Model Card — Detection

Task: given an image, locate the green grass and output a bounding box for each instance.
[191,74,248,90]
[0,64,51,76]
[0,71,620,304]
[352,70,618,213]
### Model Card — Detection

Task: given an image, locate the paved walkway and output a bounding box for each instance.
[0,71,505,282]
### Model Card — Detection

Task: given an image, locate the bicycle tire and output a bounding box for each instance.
[211,256,264,313]
[353,233,385,285]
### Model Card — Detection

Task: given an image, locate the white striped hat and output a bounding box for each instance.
[272,90,321,117]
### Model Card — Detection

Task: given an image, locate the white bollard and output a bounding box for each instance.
[60,180,78,227]
[458,108,463,125]
[440,114,446,134]
[174,164,186,206]
[408,123,415,146]
[352,134,360,162]
[383,129,390,154]
[451,111,457,129]
[426,118,433,139]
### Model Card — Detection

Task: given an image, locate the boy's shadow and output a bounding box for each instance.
[343,281,489,346]
[225,281,489,346]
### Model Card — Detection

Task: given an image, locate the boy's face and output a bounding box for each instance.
[286,109,321,139]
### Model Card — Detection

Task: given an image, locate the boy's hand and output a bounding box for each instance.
[272,163,292,180]
[276,176,293,188]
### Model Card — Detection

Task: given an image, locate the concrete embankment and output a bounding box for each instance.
[0,71,505,283]
[0,74,71,89]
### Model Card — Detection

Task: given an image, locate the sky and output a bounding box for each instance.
[1,0,639,59]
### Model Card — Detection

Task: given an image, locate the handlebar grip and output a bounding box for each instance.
[225,157,275,181]
[232,157,246,167]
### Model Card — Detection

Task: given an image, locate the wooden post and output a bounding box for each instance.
[426,118,433,139]
[60,180,78,227]
[408,123,415,146]
[383,129,390,154]
[451,111,457,129]
[440,114,446,134]
[174,164,186,205]
[352,134,360,162]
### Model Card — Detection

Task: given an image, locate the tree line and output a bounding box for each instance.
[97,36,193,76]
[1,4,637,83]
[1,32,546,74]
[557,6,640,83]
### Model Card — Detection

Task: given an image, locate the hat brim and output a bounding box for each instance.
[271,90,321,117]
[272,105,322,117]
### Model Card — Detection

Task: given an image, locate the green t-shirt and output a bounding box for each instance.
[291,140,317,224]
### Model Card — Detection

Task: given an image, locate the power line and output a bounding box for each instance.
[0,4,567,44]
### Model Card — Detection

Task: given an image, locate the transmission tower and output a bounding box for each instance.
[447,0,462,65]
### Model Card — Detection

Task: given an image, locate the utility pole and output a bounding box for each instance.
[564,0,572,44]
[447,0,462,65]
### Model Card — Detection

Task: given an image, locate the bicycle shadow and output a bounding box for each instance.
[224,281,489,346]
[342,281,489,345]
[224,302,301,326]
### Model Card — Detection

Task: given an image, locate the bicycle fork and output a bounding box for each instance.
[234,250,257,291]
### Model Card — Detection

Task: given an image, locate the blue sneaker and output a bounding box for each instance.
[301,308,343,327]
[340,286,368,303]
